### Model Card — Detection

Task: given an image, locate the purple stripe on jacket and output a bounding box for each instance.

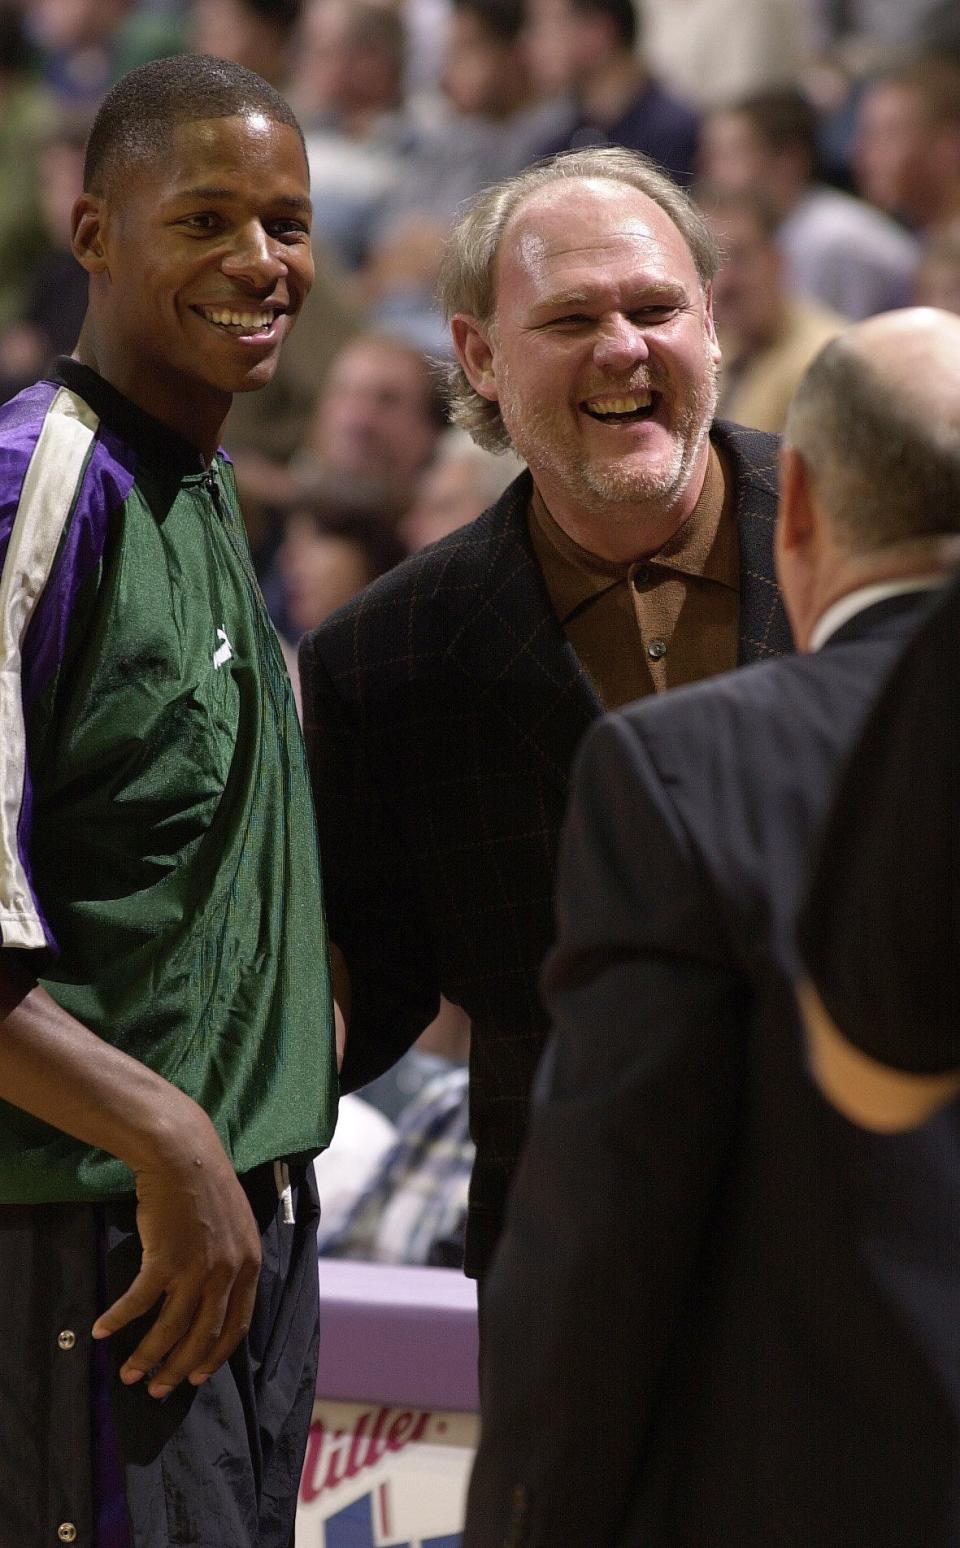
[0,380,62,565]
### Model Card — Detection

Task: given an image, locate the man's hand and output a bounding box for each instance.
[93,1111,262,1398]
[0,959,264,1398]
[798,977,960,1132]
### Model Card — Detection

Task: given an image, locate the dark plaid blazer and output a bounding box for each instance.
[300,421,792,1279]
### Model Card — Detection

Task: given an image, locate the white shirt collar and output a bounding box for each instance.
[809,577,945,653]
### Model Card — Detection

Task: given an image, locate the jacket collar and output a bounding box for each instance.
[822,586,942,649]
[51,357,210,476]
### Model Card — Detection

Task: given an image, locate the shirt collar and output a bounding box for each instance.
[50,356,211,475]
[810,577,946,651]
[528,440,737,627]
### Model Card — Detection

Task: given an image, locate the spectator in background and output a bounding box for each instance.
[642,0,815,111]
[273,483,406,706]
[0,6,58,333]
[365,0,575,353]
[287,0,415,271]
[311,1094,399,1247]
[853,56,960,232]
[26,0,182,107]
[698,184,843,432]
[915,217,960,310]
[320,998,474,1267]
[400,426,525,551]
[699,88,918,318]
[524,0,699,182]
[439,0,571,149]
[318,1065,473,1267]
[0,113,89,403]
[277,481,407,642]
[809,0,960,74]
[188,0,302,89]
[292,331,445,512]
[254,332,442,627]
[220,247,362,545]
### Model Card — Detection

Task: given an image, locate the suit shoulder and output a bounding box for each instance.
[608,650,867,772]
[579,652,882,940]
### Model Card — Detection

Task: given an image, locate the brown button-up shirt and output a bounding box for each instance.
[528,444,740,709]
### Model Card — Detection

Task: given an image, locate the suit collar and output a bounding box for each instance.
[821,586,943,648]
[811,579,945,650]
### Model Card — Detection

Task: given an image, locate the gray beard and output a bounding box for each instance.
[501,358,720,525]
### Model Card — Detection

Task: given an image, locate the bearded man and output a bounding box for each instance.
[300,146,792,1285]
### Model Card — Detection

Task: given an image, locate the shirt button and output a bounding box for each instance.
[647,638,667,660]
[58,1526,78,1543]
[57,1330,76,1351]
[632,565,652,589]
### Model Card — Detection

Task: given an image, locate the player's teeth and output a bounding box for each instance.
[204,309,271,327]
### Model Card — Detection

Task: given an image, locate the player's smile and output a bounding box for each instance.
[74,110,314,450]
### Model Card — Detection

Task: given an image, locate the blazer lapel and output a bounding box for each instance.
[444,475,601,795]
[712,422,793,664]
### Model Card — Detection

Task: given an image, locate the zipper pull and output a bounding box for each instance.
[203,467,225,520]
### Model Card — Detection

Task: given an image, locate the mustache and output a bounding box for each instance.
[580,372,664,397]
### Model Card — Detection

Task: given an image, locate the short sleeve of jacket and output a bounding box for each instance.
[798,576,960,1074]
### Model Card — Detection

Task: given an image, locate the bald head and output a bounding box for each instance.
[784,307,960,555]
[850,307,960,428]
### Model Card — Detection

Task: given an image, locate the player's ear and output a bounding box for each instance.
[71,194,110,274]
[451,315,499,403]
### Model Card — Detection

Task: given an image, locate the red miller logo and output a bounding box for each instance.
[300,1406,433,1503]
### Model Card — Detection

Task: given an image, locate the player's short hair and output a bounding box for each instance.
[83,53,305,196]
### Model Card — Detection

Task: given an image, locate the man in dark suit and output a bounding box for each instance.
[463,306,960,1546]
[301,145,792,1282]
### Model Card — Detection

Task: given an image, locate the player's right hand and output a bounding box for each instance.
[92,1106,262,1399]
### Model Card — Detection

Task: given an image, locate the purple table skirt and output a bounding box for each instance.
[316,1260,479,1412]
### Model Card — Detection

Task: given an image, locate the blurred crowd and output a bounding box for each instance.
[4,0,960,635]
[4,0,960,1264]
